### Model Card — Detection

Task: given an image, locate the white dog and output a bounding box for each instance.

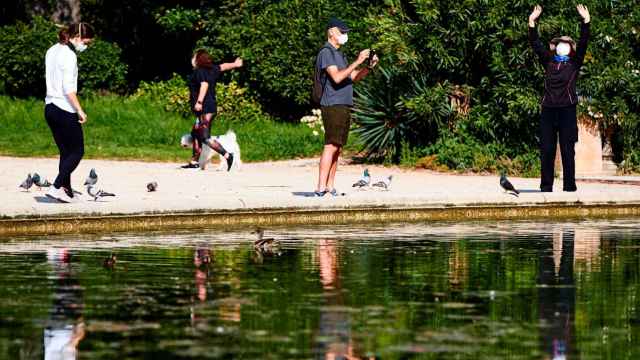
[180,130,242,171]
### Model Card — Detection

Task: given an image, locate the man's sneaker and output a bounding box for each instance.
[314,190,328,197]
[226,153,234,172]
[181,162,199,169]
[46,186,72,203]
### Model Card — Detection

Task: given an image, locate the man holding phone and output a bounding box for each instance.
[314,18,378,197]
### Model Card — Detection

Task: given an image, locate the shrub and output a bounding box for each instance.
[132,74,272,122]
[157,0,381,114]
[353,67,453,159]
[359,0,640,171]
[0,16,127,97]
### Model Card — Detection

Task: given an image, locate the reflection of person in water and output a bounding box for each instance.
[538,230,576,360]
[314,240,374,360]
[44,248,85,360]
[190,247,212,326]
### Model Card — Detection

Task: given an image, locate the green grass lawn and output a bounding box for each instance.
[0,95,341,162]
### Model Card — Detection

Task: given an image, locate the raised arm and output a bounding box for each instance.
[574,4,591,68]
[220,57,243,72]
[528,5,550,67]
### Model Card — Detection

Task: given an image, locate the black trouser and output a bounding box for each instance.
[539,105,578,192]
[45,104,84,190]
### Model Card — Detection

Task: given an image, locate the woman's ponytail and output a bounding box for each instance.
[58,27,71,44]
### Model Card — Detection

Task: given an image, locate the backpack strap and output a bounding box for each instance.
[316,45,334,98]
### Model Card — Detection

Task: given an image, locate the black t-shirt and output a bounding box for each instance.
[189,65,221,114]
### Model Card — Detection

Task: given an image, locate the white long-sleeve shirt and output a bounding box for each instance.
[45,43,78,113]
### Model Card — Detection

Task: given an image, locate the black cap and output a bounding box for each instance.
[327,17,350,33]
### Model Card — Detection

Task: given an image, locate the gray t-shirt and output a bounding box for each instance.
[317,42,353,107]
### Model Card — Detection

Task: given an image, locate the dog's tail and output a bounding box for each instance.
[225,129,237,143]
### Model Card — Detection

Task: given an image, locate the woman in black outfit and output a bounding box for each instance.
[184,49,243,170]
[528,4,590,192]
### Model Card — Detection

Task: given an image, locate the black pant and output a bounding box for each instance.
[539,106,578,192]
[45,104,84,190]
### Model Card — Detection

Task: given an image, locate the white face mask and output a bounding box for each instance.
[71,39,87,52]
[337,33,348,45]
[556,42,571,56]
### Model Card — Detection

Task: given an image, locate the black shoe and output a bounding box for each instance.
[226,153,234,171]
[540,187,553,193]
[181,162,199,169]
[563,187,577,192]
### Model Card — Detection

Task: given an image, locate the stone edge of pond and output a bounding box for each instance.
[1,201,640,236]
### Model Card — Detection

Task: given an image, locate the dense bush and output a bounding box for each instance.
[354,0,640,172]
[156,0,381,118]
[132,74,272,122]
[0,16,127,97]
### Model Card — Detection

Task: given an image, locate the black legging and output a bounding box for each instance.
[539,105,578,192]
[45,104,84,190]
[193,113,227,157]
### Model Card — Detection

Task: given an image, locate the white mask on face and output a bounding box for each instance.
[337,33,348,45]
[71,38,87,52]
[556,42,571,56]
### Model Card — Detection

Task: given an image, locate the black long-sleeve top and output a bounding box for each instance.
[529,22,590,108]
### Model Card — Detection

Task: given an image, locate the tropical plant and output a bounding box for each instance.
[353,67,452,159]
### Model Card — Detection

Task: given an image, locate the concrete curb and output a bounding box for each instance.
[2,202,640,237]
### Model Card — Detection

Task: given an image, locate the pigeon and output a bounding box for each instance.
[84,168,98,186]
[147,182,158,192]
[87,185,115,201]
[352,169,371,188]
[19,174,33,191]
[372,175,393,190]
[32,173,52,189]
[500,173,519,196]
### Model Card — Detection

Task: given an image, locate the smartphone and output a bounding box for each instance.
[367,50,377,66]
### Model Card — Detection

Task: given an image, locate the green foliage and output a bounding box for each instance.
[0,16,127,97]
[0,16,56,97]
[77,39,128,93]
[155,6,203,33]
[355,0,640,172]
[195,0,381,110]
[0,95,323,162]
[353,67,452,158]
[132,74,271,122]
[132,74,192,117]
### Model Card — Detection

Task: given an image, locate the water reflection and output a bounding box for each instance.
[0,221,637,359]
[315,239,374,360]
[44,249,85,360]
[191,247,212,327]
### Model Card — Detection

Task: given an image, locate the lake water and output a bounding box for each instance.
[1,220,639,359]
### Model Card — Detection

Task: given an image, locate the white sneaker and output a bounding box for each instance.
[46,186,73,203]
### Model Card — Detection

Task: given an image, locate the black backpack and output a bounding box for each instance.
[311,45,332,106]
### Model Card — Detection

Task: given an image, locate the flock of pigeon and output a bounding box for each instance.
[19,173,52,191]
[20,167,521,203]
[351,169,393,191]
[19,168,159,202]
